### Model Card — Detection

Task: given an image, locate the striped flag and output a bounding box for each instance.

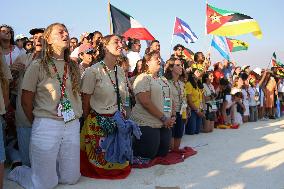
[211,35,230,60]
[173,17,198,43]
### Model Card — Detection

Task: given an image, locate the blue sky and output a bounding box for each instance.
[2,0,283,68]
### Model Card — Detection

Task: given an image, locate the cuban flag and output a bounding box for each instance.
[173,17,198,43]
[211,35,230,60]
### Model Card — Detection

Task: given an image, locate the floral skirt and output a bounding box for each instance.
[80,112,131,179]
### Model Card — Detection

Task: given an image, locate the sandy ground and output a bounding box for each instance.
[4,118,284,189]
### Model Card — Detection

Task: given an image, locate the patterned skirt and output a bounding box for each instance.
[80,111,131,179]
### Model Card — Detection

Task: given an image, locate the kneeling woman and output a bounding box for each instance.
[80,35,131,179]
[9,23,82,189]
[131,51,175,159]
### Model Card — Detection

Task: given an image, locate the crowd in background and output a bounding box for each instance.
[0,23,283,189]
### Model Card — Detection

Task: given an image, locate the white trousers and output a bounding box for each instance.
[8,117,81,189]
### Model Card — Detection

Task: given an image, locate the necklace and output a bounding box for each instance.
[51,57,64,61]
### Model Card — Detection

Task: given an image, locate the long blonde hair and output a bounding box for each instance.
[41,23,80,96]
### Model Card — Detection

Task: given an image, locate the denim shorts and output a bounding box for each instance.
[0,115,6,162]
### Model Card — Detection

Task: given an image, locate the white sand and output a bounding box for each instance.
[4,118,284,189]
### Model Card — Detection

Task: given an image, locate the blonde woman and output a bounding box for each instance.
[8,23,82,189]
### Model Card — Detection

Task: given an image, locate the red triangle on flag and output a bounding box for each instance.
[226,38,234,52]
[173,18,185,34]
[206,5,233,34]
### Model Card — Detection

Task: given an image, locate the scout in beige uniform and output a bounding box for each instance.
[8,23,82,189]
[0,46,12,189]
[13,27,44,167]
[164,58,187,151]
[80,35,131,179]
[131,50,175,159]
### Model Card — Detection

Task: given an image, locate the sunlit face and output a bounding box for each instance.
[70,39,78,48]
[105,36,123,56]
[175,47,183,57]
[83,52,93,64]
[151,42,160,52]
[197,53,205,63]
[209,73,214,83]
[25,41,33,50]
[147,54,161,74]
[47,25,69,49]
[172,59,183,76]
[33,32,43,52]
[136,60,143,73]
[132,40,141,52]
[0,27,11,41]
[16,39,24,48]
[93,33,102,44]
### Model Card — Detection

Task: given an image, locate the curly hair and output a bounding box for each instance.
[0,24,15,45]
[140,50,160,73]
[41,23,80,96]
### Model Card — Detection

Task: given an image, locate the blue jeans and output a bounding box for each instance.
[0,116,5,162]
[17,127,32,166]
[185,110,202,135]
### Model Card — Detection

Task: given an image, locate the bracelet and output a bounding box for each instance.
[160,115,167,123]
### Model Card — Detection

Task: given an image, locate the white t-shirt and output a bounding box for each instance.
[278,80,284,93]
[248,86,258,106]
[70,46,79,58]
[126,51,141,73]
[4,46,25,66]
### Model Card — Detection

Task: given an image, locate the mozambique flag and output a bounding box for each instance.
[226,38,249,52]
[110,4,155,40]
[206,4,262,39]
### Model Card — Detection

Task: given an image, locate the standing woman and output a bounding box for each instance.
[185,68,205,135]
[8,23,82,189]
[131,50,175,159]
[164,58,187,151]
[80,35,131,179]
[202,71,217,133]
[0,41,13,189]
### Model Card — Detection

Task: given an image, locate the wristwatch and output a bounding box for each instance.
[160,115,167,123]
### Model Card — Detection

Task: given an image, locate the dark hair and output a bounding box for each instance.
[187,71,203,89]
[173,44,184,51]
[220,78,229,86]
[164,58,178,80]
[202,71,213,84]
[93,31,102,36]
[240,71,248,81]
[70,37,78,43]
[127,38,140,50]
[0,24,15,45]
[140,50,160,73]
[133,59,143,76]
[194,52,205,63]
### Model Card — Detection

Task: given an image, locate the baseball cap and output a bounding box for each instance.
[252,67,261,76]
[78,44,94,54]
[80,32,94,42]
[241,65,250,71]
[29,28,45,35]
[15,34,27,41]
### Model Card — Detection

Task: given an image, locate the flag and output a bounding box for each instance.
[110,4,155,40]
[182,48,194,61]
[211,35,230,60]
[226,38,249,52]
[271,52,284,68]
[173,17,198,43]
[206,4,262,39]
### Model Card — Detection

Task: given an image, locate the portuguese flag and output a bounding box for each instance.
[226,38,249,52]
[206,4,262,39]
[110,4,155,40]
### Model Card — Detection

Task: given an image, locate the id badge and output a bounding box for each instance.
[211,101,217,111]
[163,97,171,112]
[124,96,130,107]
[61,99,76,123]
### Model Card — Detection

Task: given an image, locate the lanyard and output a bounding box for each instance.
[49,60,68,100]
[9,46,12,65]
[171,80,182,102]
[100,61,121,111]
[156,76,170,99]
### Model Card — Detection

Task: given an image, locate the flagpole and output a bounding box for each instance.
[169,17,176,57]
[108,0,113,34]
[266,53,274,69]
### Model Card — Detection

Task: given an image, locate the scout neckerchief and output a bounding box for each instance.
[50,60,76,123]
